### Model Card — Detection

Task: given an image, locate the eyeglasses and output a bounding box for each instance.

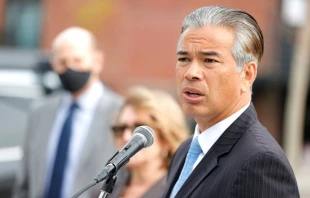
[111,123,145,137]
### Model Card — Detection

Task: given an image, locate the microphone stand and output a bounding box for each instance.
[98,176,117,198]
[73,126,154,198]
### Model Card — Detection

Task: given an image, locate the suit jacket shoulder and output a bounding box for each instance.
[30,90,61,108]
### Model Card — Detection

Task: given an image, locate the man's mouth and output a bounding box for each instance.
[185,91,202,97]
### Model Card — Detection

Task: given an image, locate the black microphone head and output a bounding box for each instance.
[133,126,154,148]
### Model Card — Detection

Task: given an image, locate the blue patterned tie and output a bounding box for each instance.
[170,136,202,198]
[45,102,79,198]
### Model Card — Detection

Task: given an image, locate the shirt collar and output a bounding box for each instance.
[194,102,250,155]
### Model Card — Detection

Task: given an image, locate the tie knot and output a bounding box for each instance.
[188,136,202,155]
[69,102,79,112]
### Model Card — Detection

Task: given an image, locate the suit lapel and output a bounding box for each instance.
[73,89,120,195]
[75,101,103,171]
[175,103,257,198]
[71,99,105,195]
[35,95,61,196]
[163,138,191,197]
[76,87,118,172]
[175,147,218,198]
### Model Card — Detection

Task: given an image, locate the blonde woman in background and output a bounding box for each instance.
[108,86,190,198]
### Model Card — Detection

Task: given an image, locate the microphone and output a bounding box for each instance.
[71,126,155,198]
[95,125,155,183]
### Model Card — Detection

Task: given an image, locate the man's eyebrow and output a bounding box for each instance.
[177,50,223,57]
[199,51,222,57]
[177,51,188,55]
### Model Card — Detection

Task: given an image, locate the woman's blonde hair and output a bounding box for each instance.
[116,86,190,167]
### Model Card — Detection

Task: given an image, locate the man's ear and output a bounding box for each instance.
[240,61,257,93]
[94,50,105,75]
[50,59,64,75]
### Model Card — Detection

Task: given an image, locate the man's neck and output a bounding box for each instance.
[196,99,251,132]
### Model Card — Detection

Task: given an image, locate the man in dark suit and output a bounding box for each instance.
[163,6,300,198]
[13,27,123,198]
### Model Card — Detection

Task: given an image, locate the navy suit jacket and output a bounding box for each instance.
[163,103,299,198]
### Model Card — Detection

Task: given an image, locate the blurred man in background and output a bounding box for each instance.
[13,27,123,198]
[163,6,299,198]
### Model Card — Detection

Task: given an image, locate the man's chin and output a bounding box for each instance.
[182,105,206,117]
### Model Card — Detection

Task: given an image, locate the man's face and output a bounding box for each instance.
[51,41,98,75]
[176,26,245,130]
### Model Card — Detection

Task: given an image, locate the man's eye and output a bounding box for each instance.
[204,58,217,63]
[178,57,190,62]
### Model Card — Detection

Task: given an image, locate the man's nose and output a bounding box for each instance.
[185,61,203,80]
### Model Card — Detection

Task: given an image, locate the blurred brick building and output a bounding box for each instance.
[0,0,285,141]
[41,0,281,90]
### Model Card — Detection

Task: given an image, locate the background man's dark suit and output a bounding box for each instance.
[163,104,299,198]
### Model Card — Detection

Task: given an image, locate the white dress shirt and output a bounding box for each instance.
[45,81,104,198]
[192,102,250,170]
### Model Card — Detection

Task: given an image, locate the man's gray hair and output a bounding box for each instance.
[179,6,264,71]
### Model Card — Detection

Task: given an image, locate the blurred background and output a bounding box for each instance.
[0,0,309,197]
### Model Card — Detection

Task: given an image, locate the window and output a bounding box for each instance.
[3,0,42,48]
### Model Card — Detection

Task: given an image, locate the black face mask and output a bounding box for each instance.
[58,68,91,93]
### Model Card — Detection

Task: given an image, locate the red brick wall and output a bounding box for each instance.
[41,0,281,95]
